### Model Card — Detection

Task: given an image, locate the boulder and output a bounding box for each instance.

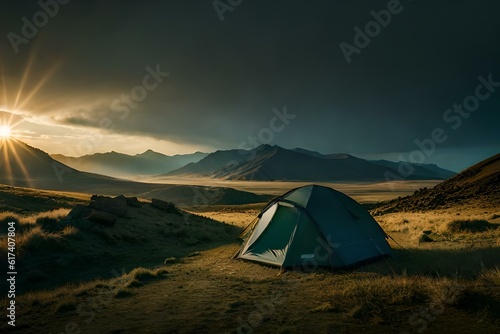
[67,204,93,219]
[91,194,110,201]
[89,195,127,217]
[87,210,117,226]
[125,196,142,208]
[150,198,181,215]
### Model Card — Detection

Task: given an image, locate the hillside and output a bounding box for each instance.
[0,192,241,293]
[166,145,455,182]
[0,138,128,190]
[51,150,207,178]
[373,153,500,214]
[0,139,270,206]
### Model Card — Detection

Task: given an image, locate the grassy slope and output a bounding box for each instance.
[373,153,500,214]
[0,188,241,295]
[0,184,90,214]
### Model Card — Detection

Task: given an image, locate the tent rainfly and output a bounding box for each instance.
[236,185,392,269]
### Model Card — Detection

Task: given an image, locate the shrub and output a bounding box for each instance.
[0,215,22,234]
[480,267,500,285]
[446,219,497,233]
[114,289,133,298]
[17,226,69,253]
[36,217,61,232]
[417,233,434,243]
[129,267,168,281]
[56,301,77,313]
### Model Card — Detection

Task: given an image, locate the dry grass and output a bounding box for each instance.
[1,192,241,296]
[14,266,171,316]
[376,208,497,232]
[2,185,499,333]
[0,184,90,214]
[122,267,169,290]
[10,242,499,333]
[0,208,70,232]
[22,208,70,224]
[15,226,72,254]
[322,274,427,317]
[128,266,169,281]
[0,210,76,259]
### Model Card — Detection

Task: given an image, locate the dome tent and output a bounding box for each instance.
[236,185,391,269]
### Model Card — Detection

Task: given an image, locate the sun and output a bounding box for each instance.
[0,125,11,138]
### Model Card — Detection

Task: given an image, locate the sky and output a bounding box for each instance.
[1,0,499,171]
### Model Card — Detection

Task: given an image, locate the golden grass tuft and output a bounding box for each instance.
[16,226,60,252]
[23,208,71,224]
[128,267,169,281]
[480,267,500,285]
[0,208,69,226]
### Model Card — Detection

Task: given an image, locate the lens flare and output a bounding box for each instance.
[0,125,11,138]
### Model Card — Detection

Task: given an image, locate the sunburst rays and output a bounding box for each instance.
[0,138,34,188]
[0,45,61,187]
[0,43,61,134]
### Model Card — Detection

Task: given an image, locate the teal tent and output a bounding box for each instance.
[236,185,391,269]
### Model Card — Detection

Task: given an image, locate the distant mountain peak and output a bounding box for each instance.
[254,144,275,151]
[136,149,162,157]
[50,146,208,178]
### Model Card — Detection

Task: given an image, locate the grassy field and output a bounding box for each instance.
[0,183,499,333]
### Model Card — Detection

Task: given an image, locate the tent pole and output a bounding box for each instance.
[386,233,406,250]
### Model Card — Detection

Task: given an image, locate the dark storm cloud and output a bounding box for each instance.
[1,0,499,159]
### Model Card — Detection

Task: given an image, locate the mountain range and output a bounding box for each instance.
[51,150,208,178]
[1,138,456,191]
[163,145,455,181]
[0,139,269,205]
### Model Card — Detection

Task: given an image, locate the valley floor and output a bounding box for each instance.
[148,178,442,203]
